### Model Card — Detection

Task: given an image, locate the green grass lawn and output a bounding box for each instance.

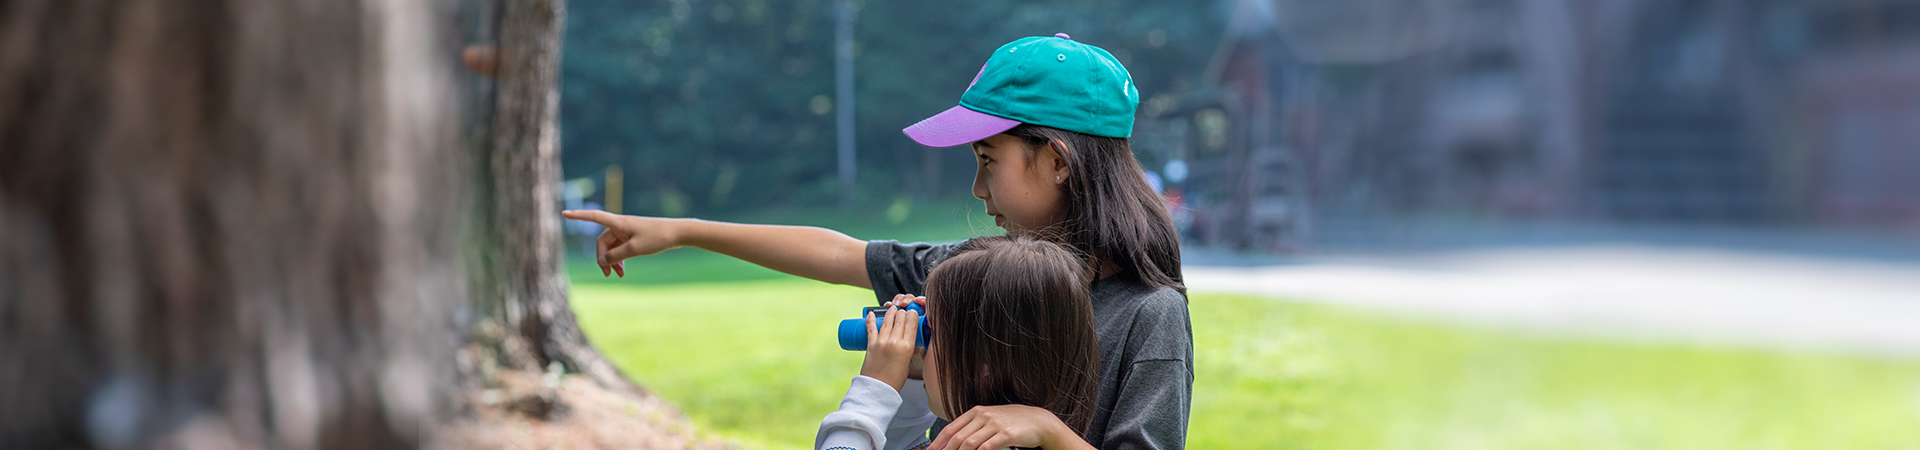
[571,276,1920,450]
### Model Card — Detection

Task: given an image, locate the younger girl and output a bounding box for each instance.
[817,236,1100,450]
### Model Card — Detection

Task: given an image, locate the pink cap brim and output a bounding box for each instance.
[902,105,1022,148]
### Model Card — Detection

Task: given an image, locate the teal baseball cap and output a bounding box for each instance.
[903,33,1140,148]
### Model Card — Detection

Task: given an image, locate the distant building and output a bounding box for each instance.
[1141,0,1920,252]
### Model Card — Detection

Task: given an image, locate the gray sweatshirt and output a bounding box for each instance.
[815,376,937,450]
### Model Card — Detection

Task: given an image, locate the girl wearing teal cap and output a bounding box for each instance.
[565,33,1190,450]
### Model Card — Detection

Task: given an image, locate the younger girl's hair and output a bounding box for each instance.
[1003,124,1186,295]
[924,235,1101,433]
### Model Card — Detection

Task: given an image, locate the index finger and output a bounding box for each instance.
[883,303,906,338]
[561,209,619,226]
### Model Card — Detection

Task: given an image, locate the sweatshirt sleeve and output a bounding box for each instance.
[816,376,935,450]
[864,240,958,305]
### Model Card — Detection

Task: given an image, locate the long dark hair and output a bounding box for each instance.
[1004,124,1186,294]
[925,235,1101,433]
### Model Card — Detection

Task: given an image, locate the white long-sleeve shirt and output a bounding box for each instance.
[815,376,938,450]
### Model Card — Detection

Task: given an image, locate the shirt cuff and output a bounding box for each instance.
[864,240,898,304]
[816,375,908,450]
[849,375,906,410]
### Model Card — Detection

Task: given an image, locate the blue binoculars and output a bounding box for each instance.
[837,302,930,351]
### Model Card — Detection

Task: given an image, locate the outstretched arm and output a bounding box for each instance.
[561,210,871,288]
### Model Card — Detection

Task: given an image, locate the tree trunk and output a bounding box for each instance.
[464,0,638,398]
[0,0,642,448]
[0,0,461,447]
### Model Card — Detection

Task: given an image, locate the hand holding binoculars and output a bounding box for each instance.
[837,300,929,351]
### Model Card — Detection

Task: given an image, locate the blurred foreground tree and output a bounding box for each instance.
[0,0,637,448]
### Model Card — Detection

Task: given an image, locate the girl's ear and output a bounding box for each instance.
[1047,139,1072,184]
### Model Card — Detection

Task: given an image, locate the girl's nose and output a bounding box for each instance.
[971,169,989,201]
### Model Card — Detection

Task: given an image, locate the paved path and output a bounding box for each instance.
[1185,245,1920,354]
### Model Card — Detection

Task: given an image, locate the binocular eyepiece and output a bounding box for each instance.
[837,302,930,351]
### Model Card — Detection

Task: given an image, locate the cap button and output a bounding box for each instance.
[1055,33,1071,40]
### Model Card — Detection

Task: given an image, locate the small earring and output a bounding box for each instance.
[1056,176,1062,182]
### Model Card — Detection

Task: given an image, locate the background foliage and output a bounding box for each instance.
[560,0,1225,216]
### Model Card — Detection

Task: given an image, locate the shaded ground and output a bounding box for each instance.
[432,370,727,450]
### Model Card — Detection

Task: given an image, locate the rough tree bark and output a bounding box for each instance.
[0,0,461,447]
[463,0,638,398]
[0,0,643,448]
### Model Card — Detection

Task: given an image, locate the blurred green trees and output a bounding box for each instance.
[560,0,1224,216]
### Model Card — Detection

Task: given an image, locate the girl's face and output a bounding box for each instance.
[923,341,952,420]
[971,134,1067,235]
